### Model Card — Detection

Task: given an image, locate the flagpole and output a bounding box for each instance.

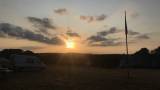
[125,11,129,56]
[126,33,128,55]
[125,11,129,79]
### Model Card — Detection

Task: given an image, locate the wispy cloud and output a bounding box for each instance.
[87,27,121,46]
[127,30,150,39]
[80,14,107,23]
[86,27,150,47]
[80,16,94,23]
[128,30,140,35]
[130,11,139,19]
[87,35,108,43]
[96,14,107,21]
[66,30,80,37]
[54,8,68,15]
[27,17,56,35]
[66,27,80,38]
[97,27,120,36]
[0,23,64,45]
[19,46,45,50]
[136,34,150,39]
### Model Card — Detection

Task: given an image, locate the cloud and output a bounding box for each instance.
[54,8,68,15]
[96,14,107,21]
[136,34,150,39]
[127,30,150,40]
[87,27,121,46]
[27,17,55,34]
[130,12,139,18]
[120,29,150,40]
[128,30,140,35]
[86,27,150,47]
[0,23,64,45]
[97,27,120,36]
[80,16,94,23]
[66,30,80,37]
[80,14,107,23]
[87,35,108,43]
[87,35,121,47]
[89,41,122,47]
[19,46,44,50]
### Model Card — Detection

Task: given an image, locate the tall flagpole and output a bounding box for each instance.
[125,11,130,79]
[125,11,129,57]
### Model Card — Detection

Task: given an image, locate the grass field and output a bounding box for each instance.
[1,64,160,90]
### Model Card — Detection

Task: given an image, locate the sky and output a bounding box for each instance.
[0,0,160,54]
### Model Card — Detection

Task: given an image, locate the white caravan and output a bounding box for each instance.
[10,54,46,71]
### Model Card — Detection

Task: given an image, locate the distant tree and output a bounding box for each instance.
[133,48,151,68]
[23,50,35,55]
[0,49,24,59]
[151,47,160,68]
[1,49,23,54]
[134,48,150,56]
[151,46,160,55]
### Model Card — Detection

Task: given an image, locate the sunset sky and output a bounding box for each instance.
[0,0,160,54]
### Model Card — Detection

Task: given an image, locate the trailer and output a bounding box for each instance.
[10,54,46,71]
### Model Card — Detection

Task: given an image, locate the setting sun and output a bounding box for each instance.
[66,40,75,49]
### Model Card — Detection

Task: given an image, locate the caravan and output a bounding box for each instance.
[10,54,46,71]
[0,57,12,79]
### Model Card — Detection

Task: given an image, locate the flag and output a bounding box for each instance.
[125,11,128,35]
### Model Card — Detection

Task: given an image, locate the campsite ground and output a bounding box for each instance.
[1,65,160,90]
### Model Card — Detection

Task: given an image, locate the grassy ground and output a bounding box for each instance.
[0,55,160,90]
[1,64,160,90]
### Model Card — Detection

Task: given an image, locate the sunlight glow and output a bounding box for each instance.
[66,39,75,49]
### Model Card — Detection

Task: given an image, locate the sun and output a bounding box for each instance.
[65,40,75,49]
